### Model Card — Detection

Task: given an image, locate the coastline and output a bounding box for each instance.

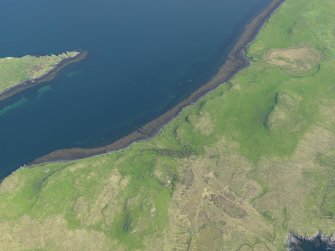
[31,0,285,165]
[0,50,87,103]
[287,232,335,250]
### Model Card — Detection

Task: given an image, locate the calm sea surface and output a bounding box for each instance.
[0,0,270,177]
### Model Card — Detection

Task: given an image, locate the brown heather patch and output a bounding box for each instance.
[164,139,275,251]
[265,47,321,73]
[191,112,215,136]
[0,215,109,251]
[265,92,304,133]
[164,121,335,249]
[0,172,23,193]
[73,168,128,227]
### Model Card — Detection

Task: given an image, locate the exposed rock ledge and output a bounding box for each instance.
[287,232,335,251]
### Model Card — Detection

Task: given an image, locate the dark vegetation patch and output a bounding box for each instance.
[287,232,335,251]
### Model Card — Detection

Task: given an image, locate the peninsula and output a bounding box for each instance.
[0,50,87,102]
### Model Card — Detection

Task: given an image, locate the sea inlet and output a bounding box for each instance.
[0,0,271,178]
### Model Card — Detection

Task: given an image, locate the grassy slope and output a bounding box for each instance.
[0,51,79,93]
[1,0,335,250]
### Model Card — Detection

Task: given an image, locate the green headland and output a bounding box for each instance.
[0,51,85,101]
[1,0,335,250]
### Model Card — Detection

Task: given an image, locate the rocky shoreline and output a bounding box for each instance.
[31,0,285,165]
[0,50,87,103]
[287,232,335,251]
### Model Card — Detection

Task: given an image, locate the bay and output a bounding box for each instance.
[0,0,270,177]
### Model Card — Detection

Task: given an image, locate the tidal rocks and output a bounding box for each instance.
[287,232,335,251]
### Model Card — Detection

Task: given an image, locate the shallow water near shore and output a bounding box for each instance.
[0,0,271,178]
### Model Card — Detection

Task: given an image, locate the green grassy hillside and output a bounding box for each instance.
[0,51,79,93]
[1,0,335,250]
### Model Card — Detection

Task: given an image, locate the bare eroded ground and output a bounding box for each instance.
[265,47,321,73]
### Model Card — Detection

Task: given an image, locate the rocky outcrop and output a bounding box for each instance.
[287,232,335,251]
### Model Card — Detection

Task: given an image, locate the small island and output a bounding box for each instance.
[0,50,87,102]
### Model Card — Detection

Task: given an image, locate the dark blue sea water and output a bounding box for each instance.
[0,0,270,178]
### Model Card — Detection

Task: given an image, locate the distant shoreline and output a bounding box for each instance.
[31,0,286,165]
[0,50,87,103]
